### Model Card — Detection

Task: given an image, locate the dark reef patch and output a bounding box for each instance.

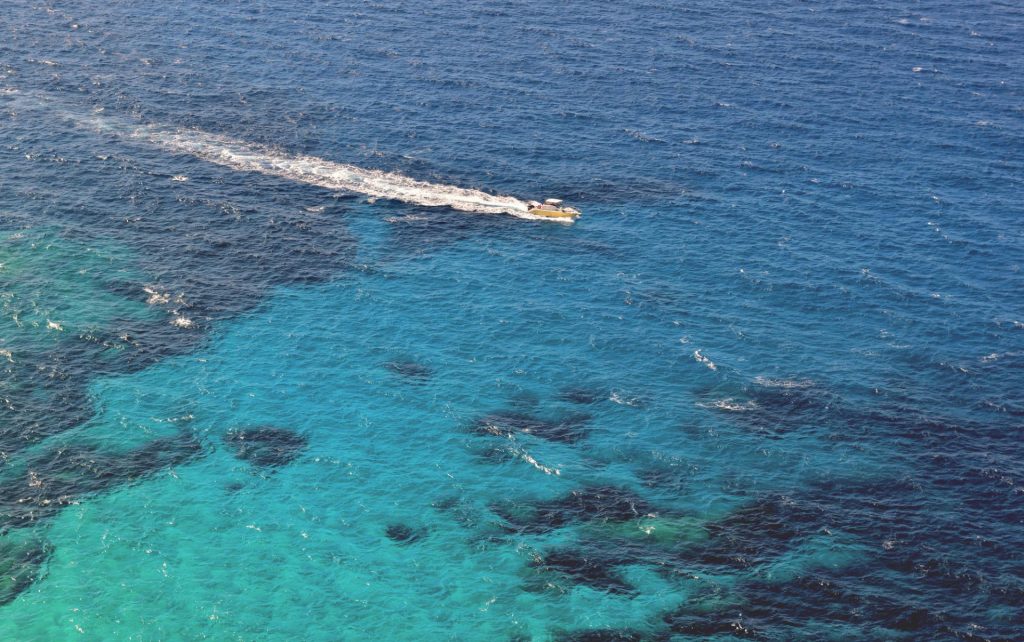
[486,453,1023,639]
[557,387,606,405]
[473,412,592,445]
[382,360,432,381]
[666,475,1024,639]
[664,571,1016,641]
[223,427,307,468]
[431,496,479,529]
[0,199,357,457]
[471,443,519,466]
[0,538,52,606]
[747,380,833,418]
[697,494,829,569]
[493,487,656,535]
[0,432,203,531]
[530,549,635,595]
[636,464,690,493]
[555,628,647,642]
[674,372,1024,634]
[662,607,764,639]
[694,379,836,438]
[385,523,427,544]
[0,372,95,454]
[0,193,357,607]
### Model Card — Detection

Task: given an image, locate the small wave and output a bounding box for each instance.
[490,437,560,476]
[516,448,560,476]
[384,214,429,223]
[609,391,644,407]
[697,398,759,412]
[980,351,1021,364]
[753,376,815,389]
[693,349,717,371]
[623,128,668,144]
[143,286,186,307]
[143,286,171,305]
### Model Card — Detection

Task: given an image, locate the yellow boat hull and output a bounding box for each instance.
[528,207,579,219]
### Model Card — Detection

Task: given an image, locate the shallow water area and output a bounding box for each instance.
[1,0,1023,640]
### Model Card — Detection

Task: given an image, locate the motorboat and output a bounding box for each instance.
[527,198,581,219]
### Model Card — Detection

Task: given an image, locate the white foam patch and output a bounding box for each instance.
[693,349,717,371]
[3,90,537,218]
[696,399,759,412]
[753,376,815,389]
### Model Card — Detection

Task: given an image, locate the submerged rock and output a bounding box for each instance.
[0,537,52,606]
[557,388,606,405]
[0,432,203,530]
[0,434,200,605]
[494,486,657,534]
[669,568,999,640]
[699,495,829,568]
[224,481,247,493]
[382,360,432,380]
[385,523,427,544]
[692,379,839,439]
[530,549,635,595]
[223,427,307,468]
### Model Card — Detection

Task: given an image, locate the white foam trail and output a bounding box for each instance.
[139,126,532,216]
[5,90,535,217]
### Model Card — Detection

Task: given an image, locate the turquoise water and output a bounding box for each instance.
[1,1,1023,640]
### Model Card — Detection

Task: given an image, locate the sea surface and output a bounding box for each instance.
[1,1,1022,640]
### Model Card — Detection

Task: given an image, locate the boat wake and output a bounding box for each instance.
[4,89,535,218]
[141,126,532,216]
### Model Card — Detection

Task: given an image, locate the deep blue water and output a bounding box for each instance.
[1,1,1022,639]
